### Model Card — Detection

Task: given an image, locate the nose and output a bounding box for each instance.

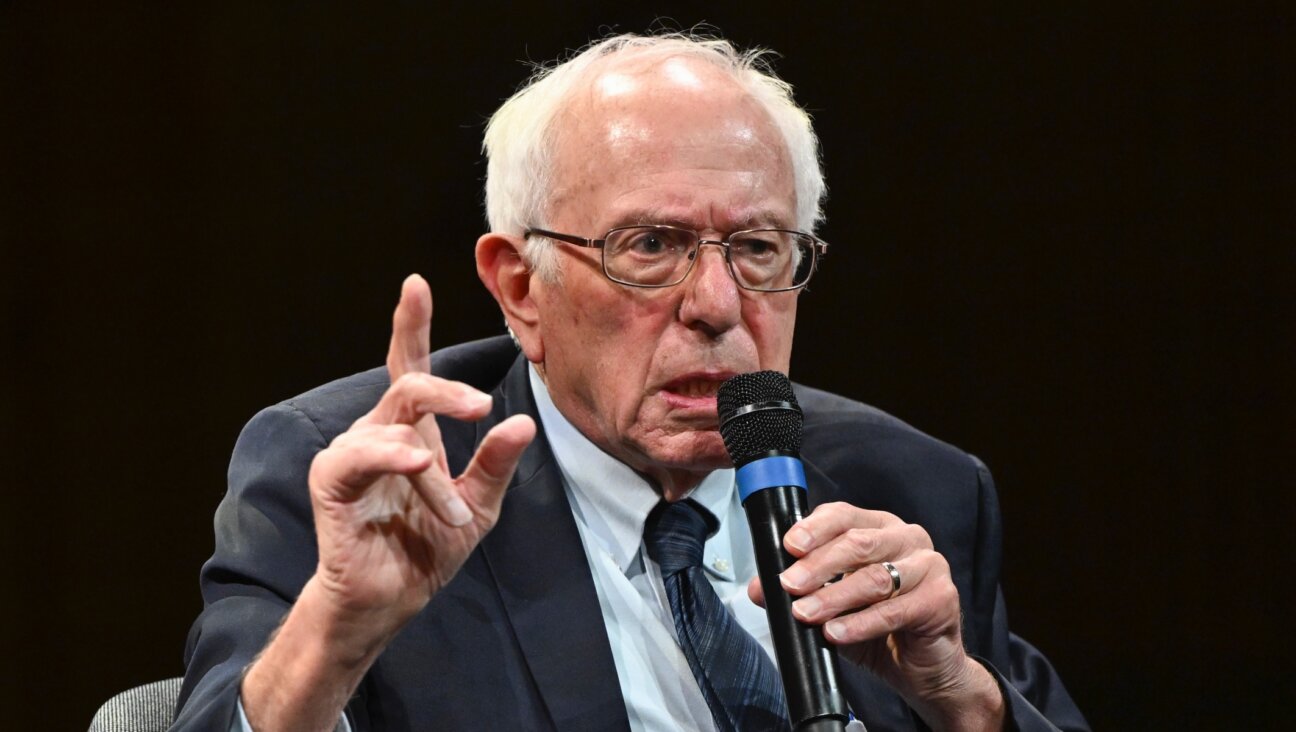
[678,242,742,337]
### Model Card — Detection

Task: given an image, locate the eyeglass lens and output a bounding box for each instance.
[603,226,814,290]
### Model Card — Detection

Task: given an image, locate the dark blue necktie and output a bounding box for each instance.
[644,499,791,732]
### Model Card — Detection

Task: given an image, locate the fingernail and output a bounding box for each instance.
[445,496,473,527]
[793,596,821,618]
[824,620,846,641]
[473,392,493,409]
[781,565,809,590]
[785,527,812,552]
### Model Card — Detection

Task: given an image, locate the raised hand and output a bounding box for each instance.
[307,274,535,629]
[242,275,535,732]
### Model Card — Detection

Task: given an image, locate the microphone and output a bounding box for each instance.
[718,371,849,732]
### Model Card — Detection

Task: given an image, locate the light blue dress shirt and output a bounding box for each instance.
[530,367,777,732]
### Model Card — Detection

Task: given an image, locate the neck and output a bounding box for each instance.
[648,468,706,503]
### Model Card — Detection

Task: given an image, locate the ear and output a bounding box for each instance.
[476,233,544,364]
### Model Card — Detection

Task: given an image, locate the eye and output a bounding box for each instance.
[732,232,787,259]
[615,227,691,258]
[631,232,669,255]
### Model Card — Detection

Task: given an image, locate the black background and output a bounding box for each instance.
[2,3,1292,729]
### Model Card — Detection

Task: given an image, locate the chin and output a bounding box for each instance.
[640,429,732,472]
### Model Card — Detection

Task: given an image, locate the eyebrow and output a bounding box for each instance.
[614,207,793,231]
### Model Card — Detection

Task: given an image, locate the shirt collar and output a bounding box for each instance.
[529,366,736,577]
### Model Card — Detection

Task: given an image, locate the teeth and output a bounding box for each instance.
[678,380,720,398]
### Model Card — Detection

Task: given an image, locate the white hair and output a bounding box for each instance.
[482,32,826,281]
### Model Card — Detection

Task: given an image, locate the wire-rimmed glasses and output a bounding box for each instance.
[525,224,827,292]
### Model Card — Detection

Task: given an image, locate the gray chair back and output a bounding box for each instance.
[89,677,183,732]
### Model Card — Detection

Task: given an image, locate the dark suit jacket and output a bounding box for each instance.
[173,336,1087,731]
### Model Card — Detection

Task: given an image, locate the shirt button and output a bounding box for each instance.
[712,558,730,572]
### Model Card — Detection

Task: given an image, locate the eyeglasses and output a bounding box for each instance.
[524,224,827,292]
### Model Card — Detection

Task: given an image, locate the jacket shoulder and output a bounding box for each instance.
[794,383,985,505]
[269,335,521,442]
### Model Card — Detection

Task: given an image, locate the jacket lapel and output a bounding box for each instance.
[803,455,847,510]
[477,357,630,732]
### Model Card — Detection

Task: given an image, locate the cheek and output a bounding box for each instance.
[599,300,673,379]
[555,289,670,389]
[615,285,676,333]
[747,296,798,370]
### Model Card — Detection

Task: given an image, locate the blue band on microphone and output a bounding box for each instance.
[736,456,807,502]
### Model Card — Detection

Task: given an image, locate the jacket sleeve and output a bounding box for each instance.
[171,403,362,731]
[965,456,1090,732]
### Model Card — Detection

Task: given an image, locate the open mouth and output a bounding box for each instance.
[661,373,736,406]
[671,379,723,398]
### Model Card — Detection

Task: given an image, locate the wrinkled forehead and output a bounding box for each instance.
[547,54,795,220]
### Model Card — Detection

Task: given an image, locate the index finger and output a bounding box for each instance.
[387,274,432,380]
[783,501,900,556]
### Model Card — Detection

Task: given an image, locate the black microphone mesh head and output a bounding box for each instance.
[716,371,803,465]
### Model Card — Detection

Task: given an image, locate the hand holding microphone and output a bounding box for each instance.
[720,371,1006,731]
[718,372,849,732]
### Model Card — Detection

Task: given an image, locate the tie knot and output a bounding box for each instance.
[644,499,719,576]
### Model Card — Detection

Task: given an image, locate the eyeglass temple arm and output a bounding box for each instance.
[524,228,605,249]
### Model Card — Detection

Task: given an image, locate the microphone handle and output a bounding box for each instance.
[744,484,850,732]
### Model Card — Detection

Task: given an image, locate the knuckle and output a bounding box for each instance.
[473,453,508,484]
[869,564,894,596]
[393,371,432,393]
[454,380,482,399]
[328,434,362,457]
[906,522,934,549]
[335,420,379,444]
[827,582,861,613]
[380,441,410,461]
[309,447,350,487]
[875,598,907,629]
[308,451,329,482]
[845,528,877,558]
[938,581,959,607]
[926,579,961,615]
[919,548,951,576]
[347,441,376,463]
[815,501,850,517]
[388,423,421,443]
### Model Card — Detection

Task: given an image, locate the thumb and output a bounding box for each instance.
[457,415,536,513]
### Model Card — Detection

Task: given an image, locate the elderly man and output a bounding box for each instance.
[174,33,1086,731]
